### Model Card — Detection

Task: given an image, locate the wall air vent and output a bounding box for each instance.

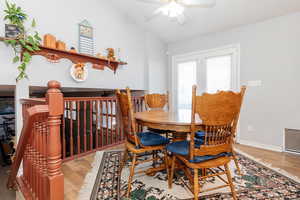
[285,129,300,153]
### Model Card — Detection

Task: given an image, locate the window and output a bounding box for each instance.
[206,55,232,93]
[172,45,239,111]
[177,61,197,110]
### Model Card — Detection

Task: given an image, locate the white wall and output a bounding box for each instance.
[0,0,168,136]
[168,12,300,150]
[146,32,168,93]
[0,0,167,91]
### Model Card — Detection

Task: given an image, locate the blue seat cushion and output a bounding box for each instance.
[138,132,169,146]
[166,140,231,163]
[166,139,203,156]
[195,131,205,139]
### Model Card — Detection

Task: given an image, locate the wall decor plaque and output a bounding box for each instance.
[78,20,94,55]
[70,63,88,82]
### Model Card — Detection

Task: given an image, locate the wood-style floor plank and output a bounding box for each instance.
[62,145,124,199]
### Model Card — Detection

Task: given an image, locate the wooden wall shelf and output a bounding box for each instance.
[0,37,127,73]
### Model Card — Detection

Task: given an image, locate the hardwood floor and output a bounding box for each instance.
[62,144,124,200]
[235,144,300,179]
[62,143,300,200]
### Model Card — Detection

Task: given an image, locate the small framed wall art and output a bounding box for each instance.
[5,24,20,38]
[78,20,94,55]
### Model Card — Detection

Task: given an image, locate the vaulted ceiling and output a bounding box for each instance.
[110,0,300,43]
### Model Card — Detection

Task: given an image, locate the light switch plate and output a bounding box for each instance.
[247,80,262,87]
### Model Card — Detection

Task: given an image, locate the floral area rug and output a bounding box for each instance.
[87,150,300,200]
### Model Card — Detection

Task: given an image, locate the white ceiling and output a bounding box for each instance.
[110,0,300,43]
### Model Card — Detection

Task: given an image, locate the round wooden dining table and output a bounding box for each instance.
[134,109,203,175]
[134,109,203,133]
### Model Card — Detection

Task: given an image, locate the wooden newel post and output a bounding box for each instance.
[46,80,64,200]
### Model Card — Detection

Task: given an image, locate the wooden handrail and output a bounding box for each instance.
[63,96,142,101]
[20,98,46,105]
[7,105,49,189]
[8,80,64,200]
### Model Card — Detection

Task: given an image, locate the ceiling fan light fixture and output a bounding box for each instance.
[160,1,185,18]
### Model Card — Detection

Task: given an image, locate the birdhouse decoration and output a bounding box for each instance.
[78,20,94,55]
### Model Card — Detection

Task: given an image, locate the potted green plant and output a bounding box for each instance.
[2,1,42,81]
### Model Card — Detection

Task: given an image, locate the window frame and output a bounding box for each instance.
[170,44,240,110]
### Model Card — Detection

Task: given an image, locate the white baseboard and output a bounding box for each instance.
[283,150,300,156]
[237,139,283,152]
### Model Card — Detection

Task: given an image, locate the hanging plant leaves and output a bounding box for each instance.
[2,1,42,81]
[31,18,36,28]
[13,55,19,63]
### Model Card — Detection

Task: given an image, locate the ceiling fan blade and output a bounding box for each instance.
[176,14,186,25]
[178,0,216,7]
[145,7,163,22]
[137,0,169,5]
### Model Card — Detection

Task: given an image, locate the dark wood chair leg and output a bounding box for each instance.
[201,168,207,176]
[126,153,137,198]
[193,168,199,200]
[168,155,176,189]
[152,150,157,167]
[225,163,237,200]
[163,149,169,180]
[232,151,242,175]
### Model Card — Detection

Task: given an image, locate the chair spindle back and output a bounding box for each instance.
[116,88,139,146]
[190,85,245,160]
[144,92,169,111]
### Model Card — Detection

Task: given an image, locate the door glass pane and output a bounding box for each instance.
[206,55,231,93]
[177,61,197,110]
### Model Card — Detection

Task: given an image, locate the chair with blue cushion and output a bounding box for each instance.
[116,88,170,198]
[144,92,174,136]
[144,92,169,111]
[166,85,245,200]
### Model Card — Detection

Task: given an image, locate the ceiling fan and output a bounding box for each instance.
[138,0,216,25]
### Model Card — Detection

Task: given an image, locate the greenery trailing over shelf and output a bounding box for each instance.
[2,1,41,81]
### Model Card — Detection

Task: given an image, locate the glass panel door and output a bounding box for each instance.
[172,45,239,113]
[206,55,232,93]
[176,61,197,110]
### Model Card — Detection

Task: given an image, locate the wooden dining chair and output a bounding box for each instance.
[144,92,172,137]
[144,92,169,111]
[116,88,170,197]
[194,87,247,175]
[166,85,245,200]
[231,86,246,175]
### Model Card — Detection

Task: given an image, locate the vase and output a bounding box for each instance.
[56,40,66,51]
[5,24,20,38]
[43,34,56,48]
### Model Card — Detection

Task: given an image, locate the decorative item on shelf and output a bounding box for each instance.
[5,24,20,38]
[78,20,94,55]
[43,34,56,48]
[69,47,76,53]
[106,48,116,61]
[96,53,107,60]
[2,1,42,81]
[70,63,88,82]
[56,40,66,51]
